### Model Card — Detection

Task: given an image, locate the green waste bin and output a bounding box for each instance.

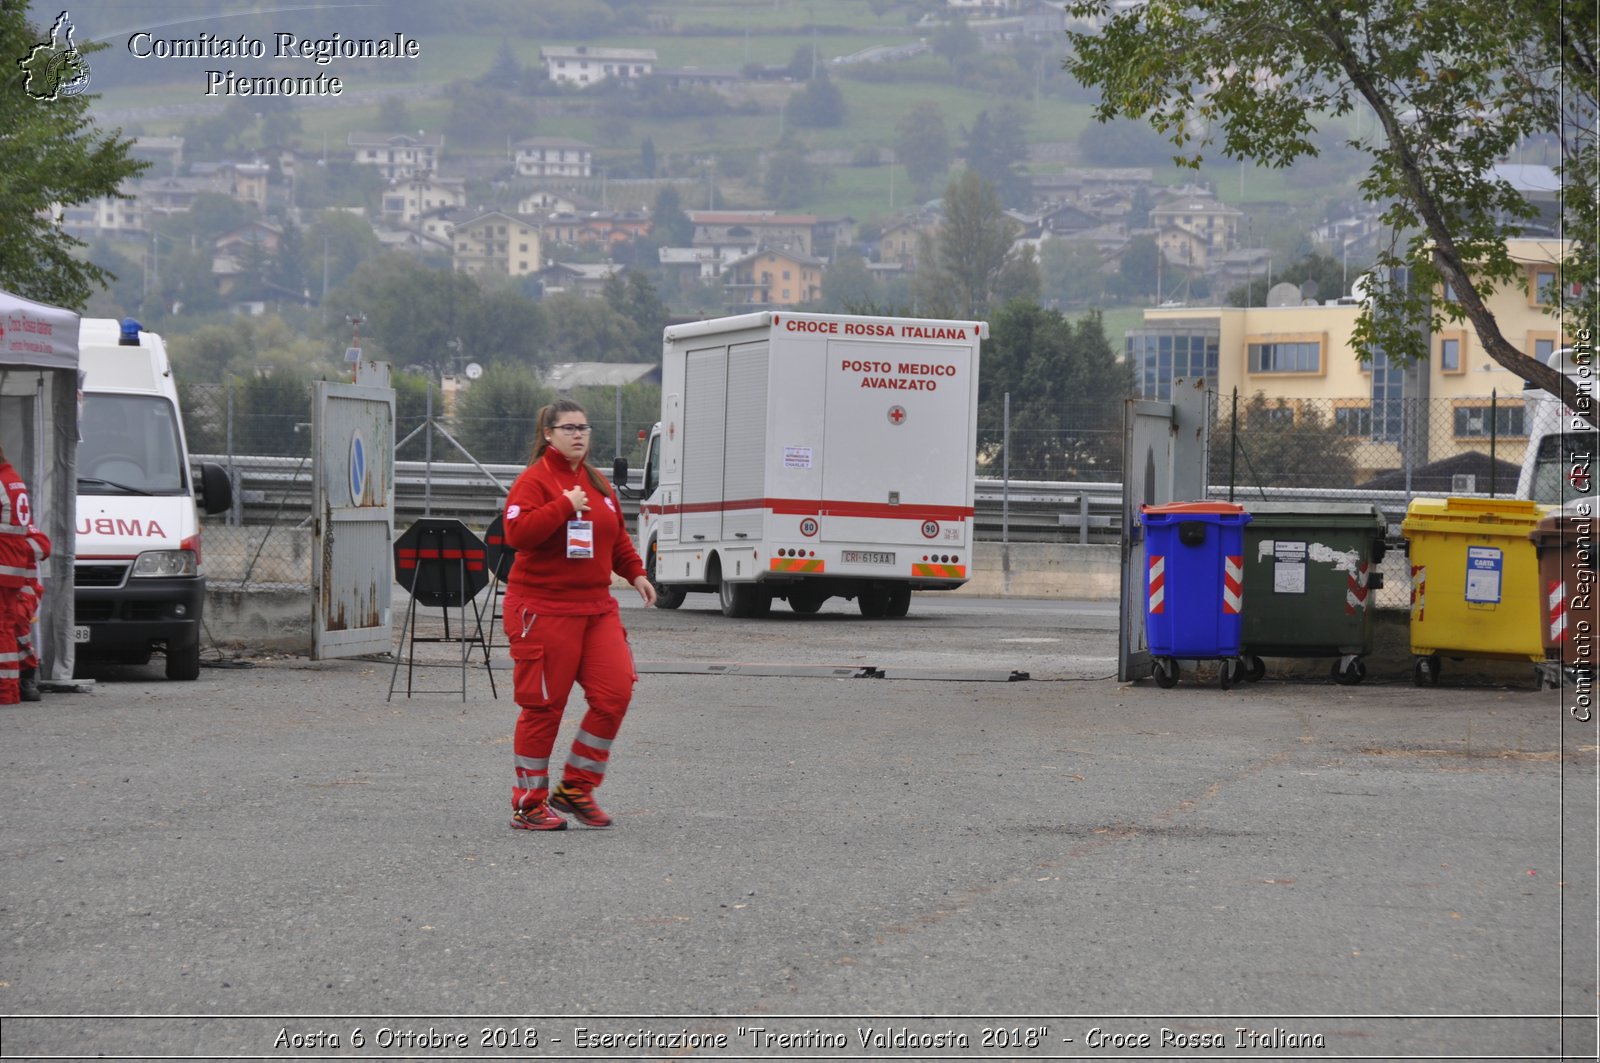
[1239,501,1389,684]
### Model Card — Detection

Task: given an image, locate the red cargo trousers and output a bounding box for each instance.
[504,598,637,811]
[0,585,22,704]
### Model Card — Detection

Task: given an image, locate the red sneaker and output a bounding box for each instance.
[550,784,613,828]
[509,802,567,831]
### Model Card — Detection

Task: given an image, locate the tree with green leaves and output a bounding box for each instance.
[0,7,147,309]
[651,186,693,246]
[914,170,1029,319]
[788,71,847,128]
[1209,392,1360,490]
[602,271,669,361]
[979,303,1132,480]
[764,134,824,209]
[1039,238,1108,309]
[1227,251,1356,308]
[450,365,556,464]
[962,105,1031,209]
[1064,0,1596,420]
[894,102,953,202]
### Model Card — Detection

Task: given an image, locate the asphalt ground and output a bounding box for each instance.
[1,593,1596,1061]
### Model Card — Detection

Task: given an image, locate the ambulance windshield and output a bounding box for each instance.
[78,394,187,495]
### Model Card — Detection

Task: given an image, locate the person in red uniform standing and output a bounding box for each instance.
[501,399,656,831]
[0,444,51,705]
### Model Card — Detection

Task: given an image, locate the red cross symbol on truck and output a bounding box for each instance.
[888,405,907,426]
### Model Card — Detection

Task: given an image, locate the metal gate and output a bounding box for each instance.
[1118,380,1210,682]
[311,361,395,660]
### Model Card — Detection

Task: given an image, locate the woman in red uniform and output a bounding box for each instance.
[501,399,656,831]
[0,444,51,705]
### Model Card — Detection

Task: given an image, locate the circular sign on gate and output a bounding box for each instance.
[349,430,367,506]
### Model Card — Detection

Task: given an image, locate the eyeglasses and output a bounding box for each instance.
[551,424,592,435]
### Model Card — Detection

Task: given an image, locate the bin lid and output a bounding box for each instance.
[1401,495,1543,535]
[1242,500,1387,528]
[1139,501,1248,516]
[1531,502,1595,542]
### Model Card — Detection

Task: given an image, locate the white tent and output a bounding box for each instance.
[0,289,80,682]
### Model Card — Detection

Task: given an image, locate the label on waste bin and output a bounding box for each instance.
[1465,546,1502,604]
[1272,540,1308,594]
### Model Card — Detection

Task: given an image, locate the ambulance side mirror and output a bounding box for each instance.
[612,457,632,498]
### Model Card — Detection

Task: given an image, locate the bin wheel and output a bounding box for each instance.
[1153,658,1179,688]
[1218,658,1236,690]
[1333,657,1367,685]
[1242,655,1266,683]
[1413,654,1440,687]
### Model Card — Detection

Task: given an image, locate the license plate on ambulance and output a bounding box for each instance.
[843,550,895,565]
[73,626,91,643]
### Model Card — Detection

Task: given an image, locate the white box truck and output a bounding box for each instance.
[1518,346,1595,506]
[74,318,231,679]
[625,311,984,618]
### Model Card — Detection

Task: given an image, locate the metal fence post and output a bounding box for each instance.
[1002,392,1011,546]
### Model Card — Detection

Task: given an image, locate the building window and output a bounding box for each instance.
[1248,340,1321,373]
[1125,325,1220,401]
[1532,266,1558,306]
[1453,402,1526,438]
[1369,351,1404,443]
[1438,336,1462,373]
[1334,406,1373,436]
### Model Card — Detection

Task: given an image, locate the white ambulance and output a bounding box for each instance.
[623,311,984,618]
[74,318,232,679]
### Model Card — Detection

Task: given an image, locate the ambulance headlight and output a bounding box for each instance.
[131,550,197,578]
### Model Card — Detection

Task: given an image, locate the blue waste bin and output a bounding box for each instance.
[1140,501,1252,689]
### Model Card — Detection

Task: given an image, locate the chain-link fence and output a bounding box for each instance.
[1207,389,1529,498]
[182,380,1533,590]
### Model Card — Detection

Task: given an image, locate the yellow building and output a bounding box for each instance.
[723,248,825,308]
[452,211,544,278]
[1128,238,1571,479]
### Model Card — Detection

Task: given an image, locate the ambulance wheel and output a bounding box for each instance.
[884,586,911,617]
[648,545,684,609]
[1153,658,1179,688]
[1242,655,1266,682]
[787,590,824,614]
[165,640,201,681]
[1333,658,1367,685]
[1413,654,1440,687]
[749,589,772,619]
[857,588,890,618]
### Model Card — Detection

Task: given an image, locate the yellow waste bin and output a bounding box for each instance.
[1401,496,1545,686]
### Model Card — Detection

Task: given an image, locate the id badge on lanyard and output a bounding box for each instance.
[567,520,594,558]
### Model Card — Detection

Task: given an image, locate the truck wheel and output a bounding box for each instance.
[165,640,201,681]
[647,544,685,610]
[884,586,911,617]
[858,589,890,618]
[788,589,825,614]
[718,569,756,618]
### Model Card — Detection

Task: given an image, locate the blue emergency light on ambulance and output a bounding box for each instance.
[73,317,232,680]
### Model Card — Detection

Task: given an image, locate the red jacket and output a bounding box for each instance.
[502,447,645,615]
[0,461,51,590]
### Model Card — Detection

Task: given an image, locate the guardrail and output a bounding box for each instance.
[197,455,1452,545]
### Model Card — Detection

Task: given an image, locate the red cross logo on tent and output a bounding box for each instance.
[888,405,907,426]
